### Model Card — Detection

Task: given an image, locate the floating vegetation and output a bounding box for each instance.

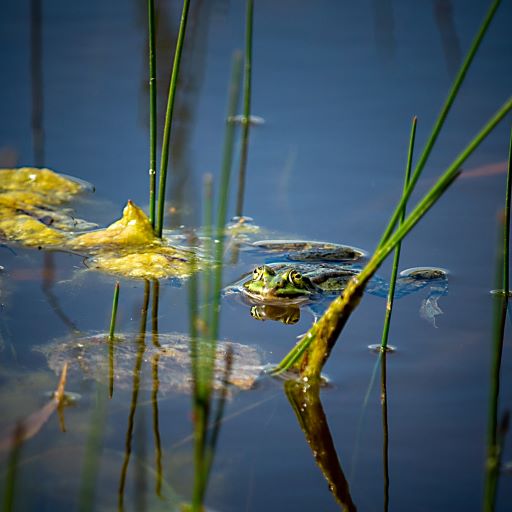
[0,169,198,280]
[86,249,192,280]
[0,167,88,201]
[35,333,263,394]
[0,167,94,247]
[70,200,158,250]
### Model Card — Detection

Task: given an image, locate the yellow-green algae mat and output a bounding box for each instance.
[0,167,194,280]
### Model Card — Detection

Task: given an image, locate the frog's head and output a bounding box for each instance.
[243,265,317,301]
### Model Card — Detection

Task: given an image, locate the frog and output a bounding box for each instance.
[226,240,449,326]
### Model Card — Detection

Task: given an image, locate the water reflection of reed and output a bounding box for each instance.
[433,0,462,77]
[118,280,150,511]
[150,279,163,497]
[380,352,389,512]
[31,0,81,335]
[285,381,357,511]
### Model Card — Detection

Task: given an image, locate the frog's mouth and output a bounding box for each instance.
[240,286,315,305]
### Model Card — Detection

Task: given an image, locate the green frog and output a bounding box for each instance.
[226,240,448,326]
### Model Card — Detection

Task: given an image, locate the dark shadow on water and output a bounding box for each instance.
[372,0,395,63]
[433,0,462,77]
[30,0,44,168]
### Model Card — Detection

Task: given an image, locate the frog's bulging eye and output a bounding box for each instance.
[288,270,303,286]
[253,267,264,280]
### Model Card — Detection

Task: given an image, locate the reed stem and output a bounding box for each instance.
[483,128,512,511]
[210,53,243,344]
[503,127,512,295]
[156,0,191,237]
[201,174,214,339]
[380,117,416,349]
[274,97,512,376]
[108,282,120,341]
[235,0,254,217]
[377,0,502,248]
[148,0,157,228]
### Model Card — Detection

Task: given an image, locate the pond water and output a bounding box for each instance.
[1,1,512,510]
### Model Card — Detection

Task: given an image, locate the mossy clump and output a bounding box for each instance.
[0,167,87,203]
[69,200,157,250]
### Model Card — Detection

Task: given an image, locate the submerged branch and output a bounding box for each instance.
[0,363,68,453]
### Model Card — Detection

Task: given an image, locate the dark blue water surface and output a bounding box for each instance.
[1,1,512,511]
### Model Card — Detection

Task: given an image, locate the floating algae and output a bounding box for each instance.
[86,249,193,280]
[0,167,94,248]
[1,168,197,280]
[0,167,87,203]
[69,200,158,250]
[70,201,196,280]
[35,332,263,394]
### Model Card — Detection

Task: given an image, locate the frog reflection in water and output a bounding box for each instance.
[232,253,448,326]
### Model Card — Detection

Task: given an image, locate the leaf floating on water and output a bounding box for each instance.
[0,363,68,453]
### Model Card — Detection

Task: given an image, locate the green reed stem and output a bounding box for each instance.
[78,386,108,512]
[273,98,512,376]
[235,0,254,217]
[210,53,243,344]
[215,52,243,240]
[148,0,157,228]
[201,174,214,339]
[109,282,120,341]
[377,0,502,248]
[483,128,512,511]
[108,282,120,397]
[380,117,416,349]
[190,54,242,512]
[156,0,191,237]
[503,127,512,295]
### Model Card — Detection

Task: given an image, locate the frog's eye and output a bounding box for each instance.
[288,270,303,286]
[253,266,270,280]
